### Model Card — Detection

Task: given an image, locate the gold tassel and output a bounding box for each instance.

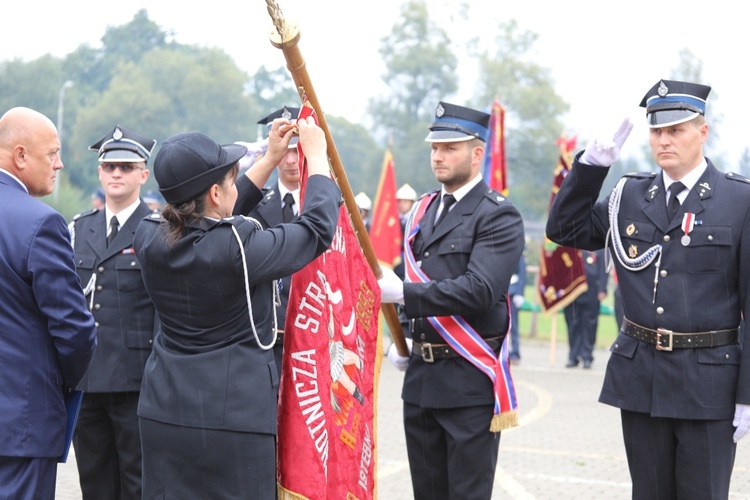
[489,410,519,433]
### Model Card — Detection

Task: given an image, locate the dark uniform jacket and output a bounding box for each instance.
[246,184,291,328]
[133,175,340,434]
[401,181,525,409]
[546,155,750,419]
[70,200,157,393]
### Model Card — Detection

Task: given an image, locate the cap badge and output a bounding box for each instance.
[657,81,669,97]
[626,223,636,236]
[113,127,123,140]
[436,103,445,118]
[282,108,292,120]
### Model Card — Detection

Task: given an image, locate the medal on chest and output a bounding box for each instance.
[681,212,695,246]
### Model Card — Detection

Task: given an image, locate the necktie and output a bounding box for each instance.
[667,182,686,221]
[107,216,119,247]
[434,194,456,227]
[282,193,295,223]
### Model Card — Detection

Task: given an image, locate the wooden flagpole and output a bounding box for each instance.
[265,0,409,356]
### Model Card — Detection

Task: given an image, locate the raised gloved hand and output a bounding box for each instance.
[733,403,750,442]
[235,139,269,170]
[387,338,412,372]
[378,266,404,305]
[512,294,525,309]
[580,118,634,167]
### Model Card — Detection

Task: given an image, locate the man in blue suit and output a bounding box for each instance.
[0,107,97,499]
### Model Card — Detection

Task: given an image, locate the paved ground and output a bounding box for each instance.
[56,339,750,499]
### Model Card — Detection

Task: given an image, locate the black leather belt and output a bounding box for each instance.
[621,318,739,351]
[412,338,501,362]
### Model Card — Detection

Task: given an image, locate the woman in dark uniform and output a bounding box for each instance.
[133,117,340,499]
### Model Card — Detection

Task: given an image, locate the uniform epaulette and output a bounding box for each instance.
[418,189,439,201]
[623,172,657,179]
[71,208,99,221]
[483,188,506,205]
[144,212,165,223]
[725,172,750,184]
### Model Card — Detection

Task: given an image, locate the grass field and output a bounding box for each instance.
[518,291,620,350]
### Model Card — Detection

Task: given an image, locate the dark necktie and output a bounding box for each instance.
[435,194,456,227]
[282,193,295,223]
[667,182,686,221]
[107,216,119,247]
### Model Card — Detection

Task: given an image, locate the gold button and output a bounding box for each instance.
[663,235,671,242]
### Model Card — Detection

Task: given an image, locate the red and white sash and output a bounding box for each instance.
[404,193,518,432]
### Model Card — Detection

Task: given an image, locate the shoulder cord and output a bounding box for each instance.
[69,219,97,310]
[606,176,662,303]
[231,219,278,351]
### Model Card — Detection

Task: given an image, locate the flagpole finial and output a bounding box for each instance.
[266,0,300,47]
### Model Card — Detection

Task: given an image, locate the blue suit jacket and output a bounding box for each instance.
[0,171,97,457]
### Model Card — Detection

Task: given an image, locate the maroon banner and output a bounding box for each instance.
[537,136,588,313]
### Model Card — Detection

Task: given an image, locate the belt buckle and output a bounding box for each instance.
[421,342,435,363]
[656,328,673,351]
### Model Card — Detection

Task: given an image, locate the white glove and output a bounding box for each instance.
[512,294,525,309]
[387,338,412,372]
[378,266,404,305]
[580,118,634,167]
[235,138,269,170]
[733,403,750,442]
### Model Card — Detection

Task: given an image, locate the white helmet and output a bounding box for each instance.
[354,192,372,211]
[396,183,418,201]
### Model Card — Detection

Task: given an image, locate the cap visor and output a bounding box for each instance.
[99,150,146,163]
[647,110,699,128]
[424,130,475,143]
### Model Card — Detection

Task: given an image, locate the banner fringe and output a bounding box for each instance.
[490,410,518,432]
[277,484,310,500]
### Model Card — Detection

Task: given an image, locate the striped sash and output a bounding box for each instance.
[404,193,518,432]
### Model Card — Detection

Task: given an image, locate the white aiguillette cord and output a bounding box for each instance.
[231,218,278,351]
[605,176,663,304]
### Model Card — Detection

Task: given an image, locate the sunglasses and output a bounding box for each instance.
[101,164,145,174]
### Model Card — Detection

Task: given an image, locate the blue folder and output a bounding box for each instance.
[59,390,83,463]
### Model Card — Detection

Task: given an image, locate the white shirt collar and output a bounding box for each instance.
[440,173,483,202]
[0,169,28,193]
[663,158,707,204]
[277,183,300,213]
[105,198,142,231]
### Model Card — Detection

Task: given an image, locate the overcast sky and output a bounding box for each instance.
[3,0,747,164]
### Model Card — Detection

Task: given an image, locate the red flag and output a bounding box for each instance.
[537,135,588,313]
[369,150,402,269]
[482,100,509,196]
[278,102,381,500]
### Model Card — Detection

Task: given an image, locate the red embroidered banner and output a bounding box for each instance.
[482,99,508,196]
[277,103,381,500]
[369,150,402,269]
[537,135,588,313]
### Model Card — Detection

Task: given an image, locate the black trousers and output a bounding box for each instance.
[404,402,500,500]
[73,391,142,500]
[140,417,275,500]
[621,409,736,500]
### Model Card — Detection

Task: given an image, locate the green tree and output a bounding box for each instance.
[366,0,460,196]
[249,65,300,116]
[471,20,569,222]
